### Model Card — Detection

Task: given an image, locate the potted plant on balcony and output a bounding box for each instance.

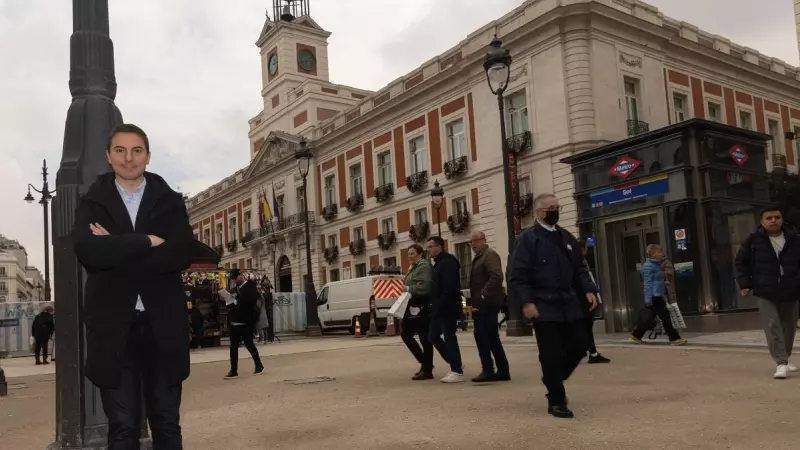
[348,238,365,256]
[444,156,468,179]
[214,244,224,256]
[323,246,339,264]
[346,193,364,212]
[405,171,428,193]
[446,212,470,234]
[375,183,394,202]
[377,231,396,250]
[409,222,430,242]
[322,204,338,221]
[226,241,237,252]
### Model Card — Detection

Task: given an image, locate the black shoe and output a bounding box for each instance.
[588,353,611,364]
[43,360,50,365]
[224,371,239,380]
[254,366,265,376]
[412,371,434,380]
[35,361,42,365]
[471,372,495,382]
[493,372,511,381]
[548,404,574,419]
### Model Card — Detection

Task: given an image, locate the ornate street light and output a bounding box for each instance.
[430,179,444,237]
[483,36,530,337]
[24,159,53,302]
[295,139,320,336]
[267,234,280,289]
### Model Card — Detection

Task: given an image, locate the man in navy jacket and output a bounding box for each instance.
[508,193,598,418]
[426,236,465,383]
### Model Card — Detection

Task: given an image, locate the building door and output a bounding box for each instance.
[620,229,661,330]
[277,256,292,292]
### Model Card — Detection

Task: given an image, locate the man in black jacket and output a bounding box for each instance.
[32,306,55,365]
[508,194,598,419]
[224,269,264,379]
[735,206,800,379]
[426,236,465,383]
[72,124,193,448]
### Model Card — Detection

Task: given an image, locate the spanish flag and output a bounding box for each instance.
[261,187,273,223]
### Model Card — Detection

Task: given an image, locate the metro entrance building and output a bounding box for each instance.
[564,119,773,333]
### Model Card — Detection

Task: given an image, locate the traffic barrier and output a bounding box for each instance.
[354,317,362,338]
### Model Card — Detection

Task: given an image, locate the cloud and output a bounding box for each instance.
[0,0,796,300]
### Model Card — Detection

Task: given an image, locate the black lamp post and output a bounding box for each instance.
[295,139,320,336]
[484,36,530,337]
[267,234,279,288]
[430,179,444,236]
[24,159,53,303]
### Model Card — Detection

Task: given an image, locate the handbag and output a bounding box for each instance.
[667,302,686,329]
[388,292,411,318]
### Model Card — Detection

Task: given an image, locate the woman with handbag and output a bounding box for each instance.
[630,244,687,346]
[402,243,435,380]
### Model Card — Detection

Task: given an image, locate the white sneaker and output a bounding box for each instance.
[774,364,789,379]
[440,371,465,383]
[787,362,798,372]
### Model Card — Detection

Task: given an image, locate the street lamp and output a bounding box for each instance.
[24,159,53,303]
[483,36,530,337]
[267,234,279,289]
[295,139,320,336]
[430,179,444,236]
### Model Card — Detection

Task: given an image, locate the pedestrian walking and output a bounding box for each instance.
[31,305,55,365]
[72,123,193,448]
[187,300,205,350]
[426,236,465,383]
[630,245,687,346]
[508,193,598,418]
[224,269,265,379]
[576,239,610,364]
[468,231,510,382]
[735,206,800,379]
[401,243,435,380]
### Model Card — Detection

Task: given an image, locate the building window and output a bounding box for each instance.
[739,111,753,130]
[445,119,466,159]
[377,151,392,186]
[355,263,367,278]
[409,136,427,173]
[324,174,336,206]
[276,195,285,218]
[452,196,468,216]
[296,186,305,214]
[414,208,428,225]
[328,234,337,249]
[672,92,688,123]
[519,177,531,196]
[231,263,238,269]
[506,90,529,135]
[0,281,7,292]
[246,259,253,269]
[330,269,340,282]
[707,101,722,123]
[624,77,640,122]
[353,226,364,241]
[203,229,210,245]
[229,217,237,242]
[381,217,395,234]
[0,267,5,276]
[454,242,472,288]
[243,211,252,234]
[350,164,362,195]
[768,119,782,154]
[383,256,397,268]
[193,232,199,241]
[215,223,223,245]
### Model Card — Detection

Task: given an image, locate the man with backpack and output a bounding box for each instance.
[224,269,265,379]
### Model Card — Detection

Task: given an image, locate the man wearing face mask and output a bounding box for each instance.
[508,193,598,419]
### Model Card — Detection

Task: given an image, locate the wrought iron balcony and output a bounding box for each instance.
[240,212,316,245]
[226,241,238,252]
[346,193,364,212]
[213,244,225,256]
[518,194,534,216]
[349,238,365,256]
[773,153,788,173]
[406,170,428,193]
[507,131,532,153]
[627,120,650,137]
[409,221,430,242]
[378,231,397,250]
[322,203,338,221]
[323,246,339,264]
[444,155,468,179]
[446,211,470,234]
[375,183,394,202]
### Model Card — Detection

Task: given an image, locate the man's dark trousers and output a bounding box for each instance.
[100,312,182,450]
[229,324,262,373]
[473,308,509,375]
[401,314,434,372]
[428,316,462,372]
[533,320,587,406]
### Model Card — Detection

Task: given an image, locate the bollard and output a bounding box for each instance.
[354,317,362,338]
[385,316,397,337]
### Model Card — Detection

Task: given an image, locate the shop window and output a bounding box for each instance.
[665,203,700,313]
[703,169,771,201]
[701,134,767,170]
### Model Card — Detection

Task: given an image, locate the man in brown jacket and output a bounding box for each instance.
[469,231,510,382]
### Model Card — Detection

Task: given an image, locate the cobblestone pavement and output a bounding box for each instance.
[2,334,800,450]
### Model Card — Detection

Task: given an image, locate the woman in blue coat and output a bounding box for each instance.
[630,244,687,345]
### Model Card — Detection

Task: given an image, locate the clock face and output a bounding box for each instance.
[268,54,279,75]
[297,49,317,71]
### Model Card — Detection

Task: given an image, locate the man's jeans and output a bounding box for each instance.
[473,308,509,376]
[428,316,463,374]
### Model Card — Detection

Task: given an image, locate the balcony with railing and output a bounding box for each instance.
[378,231,397,250]
[406,171,428,193]
[226,241,238,252]
[214,244,225,256]
[375,183,394,202]
[323,246,339,264]
[446,211,470,234]
[444,156,468,179]
[349,238,366,256]
[241,212,316,245]
[507,131,532,153]
[772,153,788,173]
[627,120,650,137]
[409,221,430,242]
[321,203,338,221]
[346,193,364,212]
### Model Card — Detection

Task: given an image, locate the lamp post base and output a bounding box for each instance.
[306,326,322,337]
[505,319,533,337]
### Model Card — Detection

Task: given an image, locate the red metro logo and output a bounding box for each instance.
[608,156,641,179]
[728,144,749,166]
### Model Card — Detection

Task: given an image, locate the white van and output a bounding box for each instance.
[317,274,405,334]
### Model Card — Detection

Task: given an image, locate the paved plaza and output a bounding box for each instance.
[2,332,800,449]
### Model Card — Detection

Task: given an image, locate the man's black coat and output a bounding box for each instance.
[229,279,259,326]
[735,225,800,303]
[430,251,463,319]
[72,172,193,389]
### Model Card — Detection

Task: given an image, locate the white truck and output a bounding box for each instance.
[317,274,405,334]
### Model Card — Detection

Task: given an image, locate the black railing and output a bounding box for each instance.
[349,238,366,256]
[241,212,316,244]
[444,155,468,179]
[378,231,397,250]
[322,204,338,221]
[406,170,428,193]
[409,221,430,242]
[323,246,339,263]
[507,131,532,153]
[346,193,364,212]
[226,241,238,252]
[627,120,649,137]
[446,211,470,234]
[375,183,394,202]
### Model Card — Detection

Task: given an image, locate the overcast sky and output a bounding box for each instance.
[0,0,796,299]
